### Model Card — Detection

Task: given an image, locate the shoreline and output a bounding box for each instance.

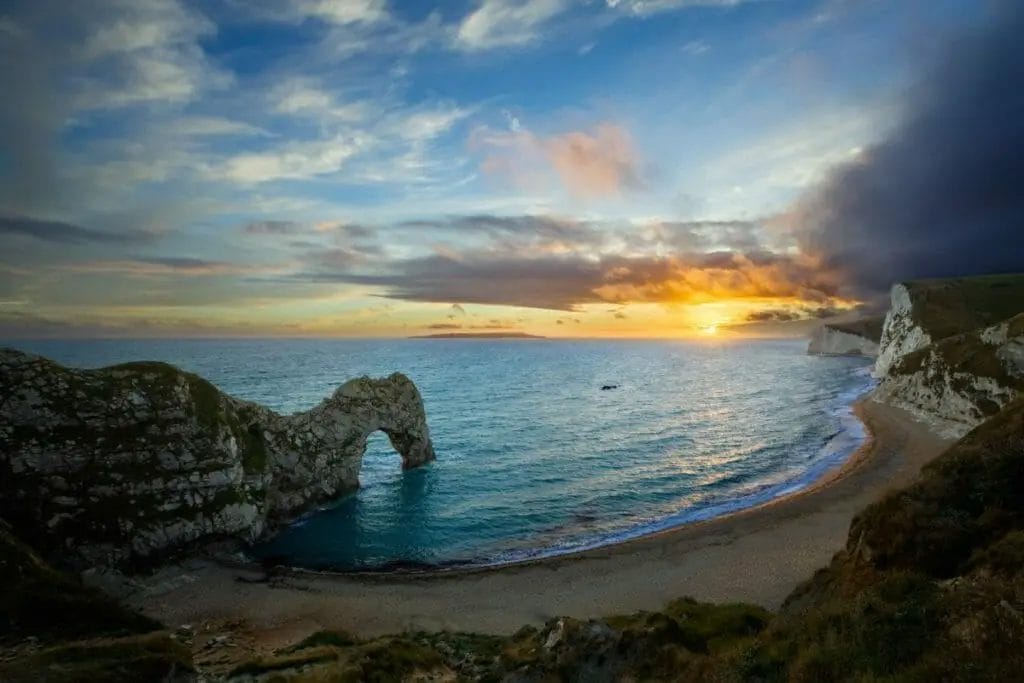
[127,395,952,656]
[269,385,877,578]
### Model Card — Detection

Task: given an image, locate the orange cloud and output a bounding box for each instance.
[471,123,641,198]
[542,124,640,198]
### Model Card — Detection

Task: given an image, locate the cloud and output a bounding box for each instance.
[456,0,566,50]
[454,0,762,51]
[543,125,641,198]
[745,308,799,322]
[473,123,642,198]
[73,0,230,110]
[292,247,838,311]
[164,116,270,138]
[0,215,145,245]
[425,323,462,330]
[450,303,467,315]
[0,0,228,217]
[295,0,389,25]
[681,39,710,55]
[244,220,305,235]
[239,0,390,26]
[271,79,369,122]
[217,135,369,184]
[789,3,1024,295]
[128,256,239,274]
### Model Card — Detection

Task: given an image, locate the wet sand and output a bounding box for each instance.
[128,397,951,650]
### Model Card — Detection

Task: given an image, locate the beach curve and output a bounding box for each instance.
[128,397,951,652]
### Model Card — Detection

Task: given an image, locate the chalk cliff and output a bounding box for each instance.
[873,313,1024,437]
[0,349,433,569]
[874,275,1024,377]
[870,275,1024,437]
[807,316,884,357]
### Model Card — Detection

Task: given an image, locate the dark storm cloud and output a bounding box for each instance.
[745,309,800,323]
[743,305,843,323]
[0,215,142,245]
[793,2,1024,294]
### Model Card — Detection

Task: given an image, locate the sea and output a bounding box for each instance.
[7,338,875,571]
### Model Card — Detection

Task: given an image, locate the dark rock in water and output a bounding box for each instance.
[601,384,619,391]
[0,348,434,570]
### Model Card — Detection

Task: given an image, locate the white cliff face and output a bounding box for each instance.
[874,284,932,378]
[807,326,880,357]
[872,315,1024,438]
[0,349,434,569]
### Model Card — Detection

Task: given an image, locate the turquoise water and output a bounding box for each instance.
[7,338,874,571]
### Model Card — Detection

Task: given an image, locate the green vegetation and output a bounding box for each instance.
[903,273,1024,342]
[0,520,193,682]
[226,633,455,682]
[0,521,159,641]
[889,312,1024,419]
[0,632,193,683]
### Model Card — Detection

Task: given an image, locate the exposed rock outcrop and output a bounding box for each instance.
[869,275,1024,436]
[807,316,884,357]
[0,349,434,569]
[874,275,1024,377]
[873,313,1024,437]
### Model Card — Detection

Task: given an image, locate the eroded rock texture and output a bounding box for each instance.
[874,314,1024,437]
[0,349,433,569]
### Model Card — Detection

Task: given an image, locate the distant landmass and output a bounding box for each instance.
[409,331,547,339]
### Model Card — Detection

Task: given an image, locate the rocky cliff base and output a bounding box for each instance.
[0,349,433,570]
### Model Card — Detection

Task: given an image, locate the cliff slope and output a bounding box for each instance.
[874,313,1024,436]
[0,520,193,682]
[875,274,1024,377]
[0,349,433,570]
[808,315,885,357]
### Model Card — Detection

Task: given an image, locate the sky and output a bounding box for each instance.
[0,0,1020,339]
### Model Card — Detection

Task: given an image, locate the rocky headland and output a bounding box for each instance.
[0,349,434,570]
[871,275,1024,437]
[807,315,885,357]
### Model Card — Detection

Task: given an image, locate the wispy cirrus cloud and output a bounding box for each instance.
[456,0,566,50]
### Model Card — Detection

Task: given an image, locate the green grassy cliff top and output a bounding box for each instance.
[901,272,1024,341]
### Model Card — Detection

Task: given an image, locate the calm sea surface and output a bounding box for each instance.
[6,338,874,570]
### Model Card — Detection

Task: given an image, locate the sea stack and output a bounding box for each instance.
[0,349,434,569]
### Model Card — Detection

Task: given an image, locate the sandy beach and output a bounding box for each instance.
[128,397,951,654]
